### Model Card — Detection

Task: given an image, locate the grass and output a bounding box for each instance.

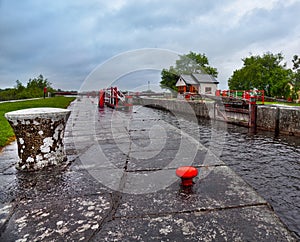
[257,101,300,106]
[0,97,76,149]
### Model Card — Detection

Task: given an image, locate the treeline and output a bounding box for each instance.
[228,53,300,100]
[0,75,54,101]
[160,51,300,100]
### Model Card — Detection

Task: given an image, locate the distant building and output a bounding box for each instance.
[175,73,219,95]
[288,82,300,102]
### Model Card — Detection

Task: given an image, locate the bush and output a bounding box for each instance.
[0,74,54,101]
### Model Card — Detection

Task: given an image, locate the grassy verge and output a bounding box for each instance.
[0,97,76,149]
[257,101,300,106]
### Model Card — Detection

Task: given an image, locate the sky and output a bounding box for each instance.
[0,0,300,91]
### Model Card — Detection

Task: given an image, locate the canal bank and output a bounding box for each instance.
[257,104,300,136]
[135,97,300,136]
[0,96,298,241]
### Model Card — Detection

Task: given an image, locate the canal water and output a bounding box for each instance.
[132,106,300,239]
[220,124,300,239]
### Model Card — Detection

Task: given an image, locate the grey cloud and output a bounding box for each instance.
[0,0,300,90]
[234,3,299,43]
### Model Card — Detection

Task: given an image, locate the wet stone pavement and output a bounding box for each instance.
[0,97,297,241]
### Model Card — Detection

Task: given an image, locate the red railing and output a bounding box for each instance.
[216,90,264,104]
[99,87,133,109]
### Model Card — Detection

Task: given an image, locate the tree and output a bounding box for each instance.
[0,74,55,101]
[291,55,300,99]
[25,74,53,97]
[160,68,179,91]
[15,80,25,91]
[160,52,218,91]
[27,74,52,90]
[228,52,292,98]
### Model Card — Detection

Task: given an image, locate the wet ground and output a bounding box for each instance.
[154,105,300,239]
[0,97,298,241]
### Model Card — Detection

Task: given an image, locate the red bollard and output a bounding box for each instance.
[114,87,118,108]
[98,90,105,108]
[176,166,198,186]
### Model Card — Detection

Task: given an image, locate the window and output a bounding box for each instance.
[205,87,212,94]
[178,86,185,94]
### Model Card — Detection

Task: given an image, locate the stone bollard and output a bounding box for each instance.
[5,108,71,171]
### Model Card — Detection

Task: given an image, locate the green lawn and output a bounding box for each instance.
[0,97,76,148]
[257,101,300,106]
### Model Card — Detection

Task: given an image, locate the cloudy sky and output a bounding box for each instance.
[0,0,299,91]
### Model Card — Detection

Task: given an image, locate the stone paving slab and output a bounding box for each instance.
[0,203,15,231]
[129,126,182,138]
[116,166,266,216]
[127,119,177,130]
[70,144,127,170]
[129,136,181,151]
[127,146,224,170]
[71,136,224,171]
[1,167,114,204]
[0,194,111,242]
[0,174,16,203]
[0,143,18,174]
[94,205,295,241]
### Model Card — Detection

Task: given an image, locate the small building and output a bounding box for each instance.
[287,82,300,102]
[176,73,219,95]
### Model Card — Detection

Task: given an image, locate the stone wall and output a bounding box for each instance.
[135,97,248,125]
[135,97,212,119]
[135,97,300,136]
[256,106,278,132]
[257,105,300,136]
[279,107,300,135]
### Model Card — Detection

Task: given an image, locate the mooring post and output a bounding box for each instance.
[114,87,118,108]
[110,87,114,105]
[5,108,71,171]
[98,89,105,108]
[249,96,257,128]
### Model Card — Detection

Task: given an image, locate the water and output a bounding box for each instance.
[137,106,300,238]
[220,126,300,239]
